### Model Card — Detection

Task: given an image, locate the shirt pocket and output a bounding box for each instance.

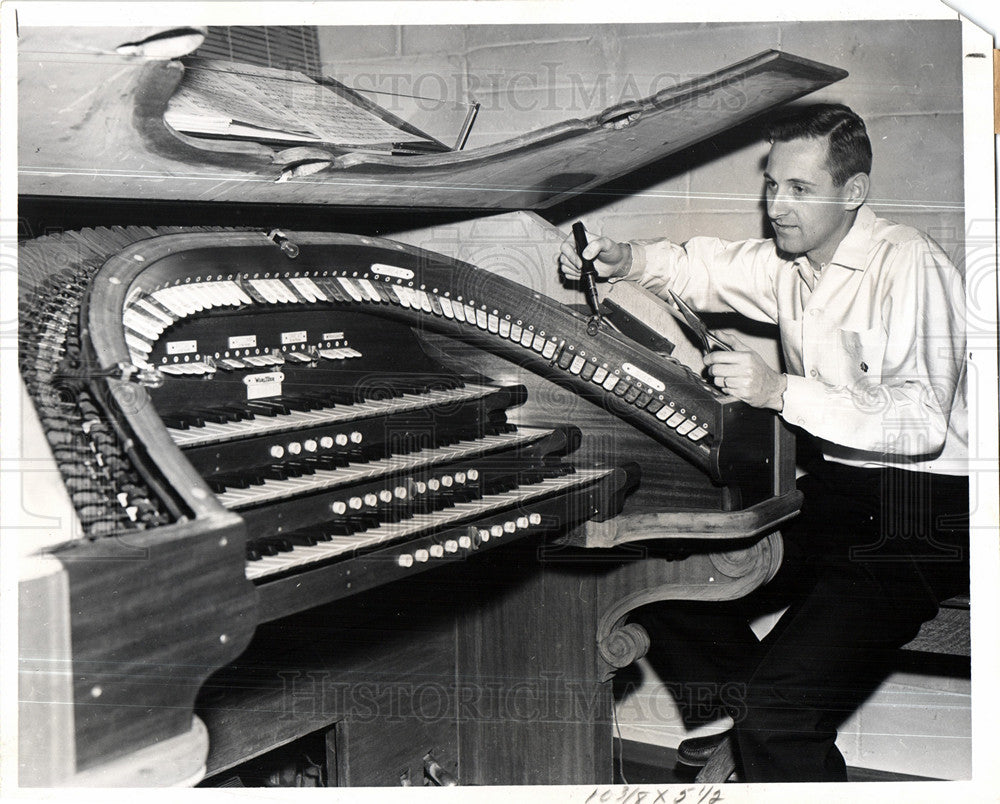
[838,325,887,387]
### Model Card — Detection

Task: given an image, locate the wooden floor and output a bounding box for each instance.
[613,739,941,785]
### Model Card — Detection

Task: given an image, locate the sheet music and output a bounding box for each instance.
[165,59,433,147]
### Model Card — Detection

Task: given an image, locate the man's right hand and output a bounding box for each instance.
[558,227,631,281]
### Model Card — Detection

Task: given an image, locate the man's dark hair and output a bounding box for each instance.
[768,103,873,185]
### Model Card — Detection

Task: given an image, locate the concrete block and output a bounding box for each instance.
[615,22,783,94]
[778,19,963,116]
[464,23,599,51]
[867,113,964,210]
[465,37,614,117]
[683,138,772,214]
[400,24,468,57]
[316,25,398,64]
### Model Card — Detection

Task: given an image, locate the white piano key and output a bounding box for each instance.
[413,289,433,313]
[123,309,163,341]
[151,287,190,317]
[226,281,255,306]
[173,285,205,314]
[357,278,383,303]
[167,384,500,447]
[275,278,306,303]
[244,468,613,581]
[133,297,176,325]
[215,428,553,510]
[273,279,302,304]
[124,332,153,356]
[248,279,280,304]
[337,277,365,303]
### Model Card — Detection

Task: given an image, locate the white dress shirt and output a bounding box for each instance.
[622,205,968,476]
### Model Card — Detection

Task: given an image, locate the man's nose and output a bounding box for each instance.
[768,191,791,217]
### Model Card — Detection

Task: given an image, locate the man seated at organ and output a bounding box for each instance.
[559,103,969,783]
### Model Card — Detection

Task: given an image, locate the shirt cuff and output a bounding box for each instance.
[780,373,818,429]
[608,242,642,283]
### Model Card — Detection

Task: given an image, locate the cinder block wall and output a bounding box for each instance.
[317,20,965,266]
[316,21,970,779]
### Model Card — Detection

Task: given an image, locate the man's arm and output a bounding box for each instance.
[559,228,782,324]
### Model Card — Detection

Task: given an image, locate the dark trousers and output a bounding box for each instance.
[634,459,969,782]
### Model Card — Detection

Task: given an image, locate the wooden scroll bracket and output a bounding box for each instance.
[595,531,785,682]
[578,490,802,549]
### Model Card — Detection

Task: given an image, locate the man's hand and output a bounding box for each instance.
[704,333,787,411]
[558,227,631,280]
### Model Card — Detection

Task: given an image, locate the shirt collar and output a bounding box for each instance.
[791,204,875,285]
[826,205,876,271]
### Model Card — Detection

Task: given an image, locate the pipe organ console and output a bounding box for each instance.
[15,28,845,788]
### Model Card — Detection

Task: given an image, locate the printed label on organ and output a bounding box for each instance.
[370,263,415,280]
[281,330,308,345]
[622,362,666,393]
[229,335,257,349]
[166,340,197,355]
[244,371,284,400]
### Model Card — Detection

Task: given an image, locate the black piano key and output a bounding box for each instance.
[518,469,545,486]
[302,455,339,470]
[372,442,395,460]
[377,507,404,523]
[244,401,279,417]
[193,409,232,424]
[322,387,357,405]
[160,413,190,430]
[346,448,370,464]
[298,392,337,409]
[248,400,292,416]
[285,530,321,546]
[247,540,280,557]
[285,461,316,476]
[409,495,432,514]
[345,514,372,532]
[282,396,321,412]
[221,405,255,421]
[261,464,290,481]
[211,473,253,489]
[206,478,229,494]
[259,536,295,552]
[324,520,356,536]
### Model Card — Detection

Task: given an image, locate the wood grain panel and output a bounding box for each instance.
[58,519,256,772]
[19,31,846,209]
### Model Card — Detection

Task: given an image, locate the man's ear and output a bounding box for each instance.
[843,172,870,210]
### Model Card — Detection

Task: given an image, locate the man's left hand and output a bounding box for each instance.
[704,333,787,411]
